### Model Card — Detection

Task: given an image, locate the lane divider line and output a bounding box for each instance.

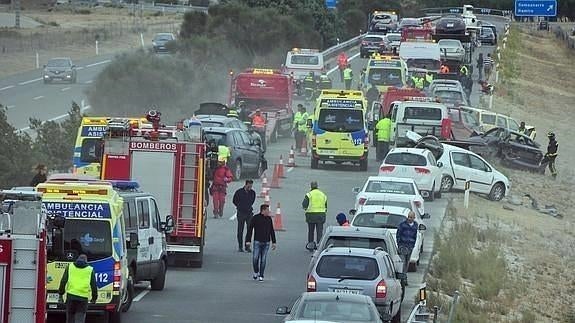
[33,95,44,100]
[17,105,92,132]
[133,287,151,302]
[85,60,111,68]
[18,78,42,86]
[0,85,14,91]
[61,87,71,92]
[6,105,15,109]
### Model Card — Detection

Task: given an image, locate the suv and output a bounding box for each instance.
[196,115,262,148]
[152,32,176,53]
[308,247,404,323]
[43,57,77,84]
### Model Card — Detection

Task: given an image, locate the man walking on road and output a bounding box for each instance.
[245,204,277,282]
[58,254,97,323]
[343,66,353,90]
[302,181,328,250]
[542,132,559,179]
[375,113,392,162]
[293,104,308,150]
[211,160,234,218]
[396,211,418,279]
[483,53,494,80]
[233,180,256,252]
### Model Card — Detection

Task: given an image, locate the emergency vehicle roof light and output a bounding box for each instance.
[110,180,140,191]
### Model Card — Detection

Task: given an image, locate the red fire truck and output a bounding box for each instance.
[100,113,208,267]
[228,68,294,143]
[0,190,46,323]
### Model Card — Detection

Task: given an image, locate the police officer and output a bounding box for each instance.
[542,132,558,179]
[375,113,392,161]
[302,181,327,250]
[319,71,332,90]
[218,140,231,164]
[58,254,97,323]
[303,72,316,99]
[343,66,353,90]
[293,104,308,150]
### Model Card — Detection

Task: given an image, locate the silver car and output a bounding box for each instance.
[43,57,77,84]
[433,85,468,107]
[307,247,404,322]
[428,79,464,94]
[438,39,465,62]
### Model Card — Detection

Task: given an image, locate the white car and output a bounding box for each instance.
[406,131,511,201]
[350,204,428,272]
[352,176,425,215]
[379,148,443,201]
[438,39,466,62]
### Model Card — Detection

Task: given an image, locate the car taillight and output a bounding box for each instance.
[358,197,367,205]
[376,280,387,298]
[307,275,316,292]
[364,137,369,148]
[414,167,430,174]
[113,261,121,290]
[380,166,395,173]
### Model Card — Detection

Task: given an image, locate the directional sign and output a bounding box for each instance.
[325,0,338,9]
[514,0,557,17]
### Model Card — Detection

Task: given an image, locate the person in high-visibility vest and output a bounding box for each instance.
[319,71,332,90]
[58,254,98,323]
[251,109,266,150]
[459,65,469,76]
[218,144,231,164]
[293,104,308,150]
[302,181,328,249]
[343,66,353,90]
[411,74,424,90]
[375,113,392,161]
[425,72,434,88]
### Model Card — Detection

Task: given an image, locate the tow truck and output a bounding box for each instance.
[100,111,208,267]
[228,68,294,143]
[0,190,46,323]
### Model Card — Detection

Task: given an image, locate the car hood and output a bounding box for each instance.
[45,66,71,72]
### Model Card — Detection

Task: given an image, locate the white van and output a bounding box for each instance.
[283,48,324,81]
[390,99,449,147]
[399,42,441,73]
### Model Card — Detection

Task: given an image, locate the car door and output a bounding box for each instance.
[449,151,471,190]
[135,197,151,279]
[496,115,508,130]
[467,154,494,193]
[382,255,402,310]
[239,131,259,169]
[425,151,441,190]
[148,198,164,275]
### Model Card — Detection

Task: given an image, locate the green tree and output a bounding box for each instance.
[0,105,36,188]
[342,9,367,38]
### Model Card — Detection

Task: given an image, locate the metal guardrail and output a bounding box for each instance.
[125,2,208,13]
[421,7,512,18]
[321,33,365,61]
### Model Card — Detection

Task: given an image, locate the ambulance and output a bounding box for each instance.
[38,179,133,323]
[361,54,408,94]
[309,90,369,171]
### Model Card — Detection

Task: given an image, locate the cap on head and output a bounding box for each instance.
[310,181,318,189]
[256,108,261,112]
[547,131,555,138]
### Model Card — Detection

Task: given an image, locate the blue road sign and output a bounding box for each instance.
[325,0,338,9]
[514,0,557,17]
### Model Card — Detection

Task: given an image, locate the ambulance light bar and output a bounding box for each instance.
[321,90,364,97]
[110,180,140,191]
[36,187,109,196]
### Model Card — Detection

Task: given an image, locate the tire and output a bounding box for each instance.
[119,274,134,313]
[488,182,505,201]
[434,190,442,199]
[426,183,435,202]
[440,175,454,192]
[150,260,166,291]
[311,156,319,169]
[408,261,416,272]
[255,159,265,178]
[233,160,242,180]
[359,159,368,171]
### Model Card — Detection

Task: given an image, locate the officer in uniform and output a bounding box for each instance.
[301,181,328,250]
[292,104,309,150]
[410,73,425,90]
[58,254,97,323]
[319,71,332,90]
[303,72,316,99]
[343,66,353,90]
[375,113,392,161]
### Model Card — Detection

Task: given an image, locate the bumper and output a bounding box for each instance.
[44,74,73,81]
[312,150,367,162]
[415,177,434,192]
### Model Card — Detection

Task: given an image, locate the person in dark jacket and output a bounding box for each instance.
[396,211,418,279]
[30,164,47,187]
[245,204,277,282]
[58,254,97,323]
[233,179,256,252]
[366,83,380,110]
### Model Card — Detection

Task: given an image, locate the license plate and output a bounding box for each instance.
[318,149,335,154]
[47,292,60,303]
[333,289,360,294]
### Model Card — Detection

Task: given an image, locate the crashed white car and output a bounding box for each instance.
[353,176,426,215]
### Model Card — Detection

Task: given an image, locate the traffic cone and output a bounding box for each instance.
[273,202,285,231]
[269,164,281,188]
[299,137,308,157]
[263,189,271,205]
[259,173,268,198]
[287,146,296,167]
[278,155,286,178]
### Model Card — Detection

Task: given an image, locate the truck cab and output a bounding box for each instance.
[389,98,450,147]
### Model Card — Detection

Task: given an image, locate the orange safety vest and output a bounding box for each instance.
[440,65,450,74]
[252,115,266,128]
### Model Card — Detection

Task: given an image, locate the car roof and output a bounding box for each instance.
[366,176,415,184]
[388,147,430,155]
[203,127,236,134]
[48,57,71,61]
[325,225,393,238]
[196,115,234,122]
[321,247,388,257]
[438,39,462,44]
[300,292,372,303]
[356,205,412,216]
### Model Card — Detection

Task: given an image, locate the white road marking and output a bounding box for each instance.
[76,66,85,70]
[85,60,111,68]
[17,105,91,132]
[0,85,14,91]
[287,167,294,173]
[6,105,15,109]
[19,78,42,85]
[85,80,93,84]
[133,288,150,302]
[327,52,360,75]
[61,87,71,91]
[33,95,44,100]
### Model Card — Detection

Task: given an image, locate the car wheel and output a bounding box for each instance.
[427,183,435,202]
[270,127,278,143]
[408,261,416,272]
[150,260,166,291]
[311,156,319,169]
[233,160,242,180]
[120,273,134,313]
[440,175,454,192]
[488,182,505,201]
[256,159,265,178]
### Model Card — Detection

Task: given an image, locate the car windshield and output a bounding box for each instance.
[439,40,461,47]
[368,68,403,86]
[435,90,463,101]
[204,132,227,146]
[201,121,224,128]
[154,34,173,41]
[406,58,441,70]
[463,112,480,127]
[290,55,320,65]
[481,28,494,36]
[365,180,415,194]
[352,212,405,229]
[387,34,401,42]
[316,255,379,280]
[80,138,103,164]
[385,152,427,166]
[317,109,364,132]
[325,236,388,251]
[295,299,377,322]
[47,59,71,67]
[364,36,384,42]
[48,219,112,261]
[481,114,496,125]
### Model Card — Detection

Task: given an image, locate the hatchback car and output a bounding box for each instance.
[432,85,468,107]
[43,57,77,84]
[349,205,428,271]
[203,127,265,180]
[152,32,176,53]
[276,292,383,323]
[379,148,443,201]
[438,39,465,62]
[361,35,388,58]
[352,176,425,215]
[427,79,464,95]
[308,247,404,322]
[479,27,496,45]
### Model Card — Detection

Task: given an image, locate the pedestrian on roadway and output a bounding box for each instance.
[476,53,484,81]
[292,104,309,150]
[245,204,277,282]
[483,53,494,80]
[343,66,353,90]
[233,179,256,252]
[336,213,350,226]
[396,211,418,279]
[30,164,47,187]
[58,254,97,323]
[366,83,380,110]
[210,160,233,218]
[375,113,392,162]
[302,181,328,250]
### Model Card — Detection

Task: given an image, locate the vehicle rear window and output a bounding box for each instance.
[385,152,427,166]
[318,109,364,132]
[80,138,103,163]
[366,181,415,195]
[290,55,320,65]
[365,200,413,211]
[435,90,463,102]
[368,69,403,87]
[200,121,224,128]
[364,36,384,42]
[316,255,379,280]
[48,219,112,261]
[481,114,496,125]
[296,300,377,322]
[324,236,388,251]
[404,106,443,120]
[204,132,227,146]
[387,34,401,42]
[352,212,405,229]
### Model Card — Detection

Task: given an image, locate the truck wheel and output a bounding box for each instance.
[150,260,167,291]
[359,159,368,171]
[311,157,319,169]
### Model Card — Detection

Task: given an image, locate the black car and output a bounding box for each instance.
[481,21,498,43]
[152,33,175,53]
[434,15,467,36]
[360,34,389,58]
[203,127,266,180]
[467,127,546,173]
[43,57,77,84]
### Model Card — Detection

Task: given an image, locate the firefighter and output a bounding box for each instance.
[302,181,328,250]
[541,132,558,179]
[210,160,234,218]
[227,108,239,119]
[237,101,248,122]
[343,66,353,90]
[30,164,47,187]
[375,112,392,162]
[218,139,231,165]
[319,71,332,90]
[303,72,316,100]
[58,254,98,323]
[337,52,348,82]
[251,109,267,151]
[293,104,308,150]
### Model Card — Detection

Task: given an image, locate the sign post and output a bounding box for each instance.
[514,0,557,17]
[464,180,470,209]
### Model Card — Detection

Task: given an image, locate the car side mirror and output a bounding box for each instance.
[161,215,174,234]
[352,187,360,194]
[418,223,427,231]
[437,161,443,168]
[422,213,431,219]
[276,306,290,315]
[396,272,407,281]
[306,119,313,128]
[128,232,139,249]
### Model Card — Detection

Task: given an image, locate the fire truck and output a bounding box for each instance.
[0,190,46,323]
[100,111,208,267]
[228,68,294,143]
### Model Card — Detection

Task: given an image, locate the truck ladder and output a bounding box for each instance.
[176,148,201,237]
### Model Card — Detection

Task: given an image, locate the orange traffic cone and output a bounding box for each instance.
[259,173,268,198]
[263,189,271,205]
[273,202,285,231]
[278,154,286,178]
[299,136,308,157]
[269,164,281,188]
[287,146,296,167]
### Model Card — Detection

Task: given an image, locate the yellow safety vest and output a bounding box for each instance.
[376,118,391,142]
[425,73,433,84]
[343,68,353,80]
[306,189,327,213]
[411,76,424,89]
[66,264,94,299]
[293,112,306,131]
[218,145,231,162]
[460,65,469,75]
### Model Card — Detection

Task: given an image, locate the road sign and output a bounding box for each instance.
[325,0,338,9]
[514,0,557,17]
